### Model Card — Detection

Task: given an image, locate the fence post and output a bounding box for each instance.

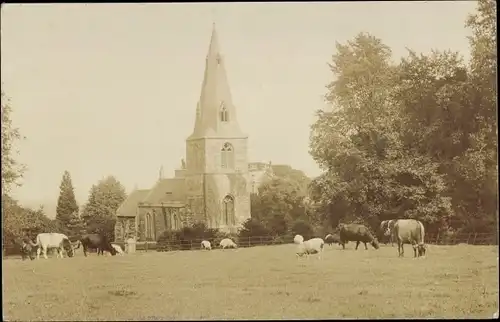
[145,241,148,252]
[190,240,193,250]
[467,233,472,244]
[473,232,478,245]
[435,232,440,245]
[260,236,263,246]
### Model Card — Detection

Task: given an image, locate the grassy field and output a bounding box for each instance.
[3,243,499,320]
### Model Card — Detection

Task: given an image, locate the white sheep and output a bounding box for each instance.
[219,238,237,250]
[293,234,304,244]
[296,237,325,260]
[201,240,212,250]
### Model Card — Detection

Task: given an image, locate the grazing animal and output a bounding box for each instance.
[20,237,35,261]
[383,220,396,246]
[29,233,75,259]
[78,234,117,257]
[296,238,325,260]
[219,238,237,249]
[293,234,304,244]
[392,219,426,258]
[324,233,341,246]
[201,240,212,250]
[111,243,124,255]
[339,224,380,250]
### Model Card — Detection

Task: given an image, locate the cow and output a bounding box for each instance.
[382,220,397,246]
[324,233,341,246]
[29,233,75,259]
[339,224,380,250]
[296,238,325,260]
[78,233,117,257]
[219,238,237,249]
[392,219,426,258]
[201,240,212,250]
[293,234,304,244]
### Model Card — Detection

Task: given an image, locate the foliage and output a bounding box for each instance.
[238,218,270,245]
[289,219,314,240]
[309,1,497,234]
[55,170,80,235]
[2,195,58,254]
[156,222,221,251]
[1,91,26,196]
[251,170,312,236]
[81,176,127,241]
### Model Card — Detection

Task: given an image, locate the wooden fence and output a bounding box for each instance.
[150,232,498,252]
[3,232,498,257]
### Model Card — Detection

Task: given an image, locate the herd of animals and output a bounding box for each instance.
[17,218,426,261]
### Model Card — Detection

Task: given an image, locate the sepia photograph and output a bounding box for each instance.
[1,1,498,320]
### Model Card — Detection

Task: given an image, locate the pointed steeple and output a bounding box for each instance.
[158,165,164,182]
[188,23,247,140]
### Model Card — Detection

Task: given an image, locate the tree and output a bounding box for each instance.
[81,176,127,241]
[252,176,308,236]
[290,219,314,240]
[55,170,80,235]
[238,218,270,245]
[1,91,25,196]
[310,32,453,233]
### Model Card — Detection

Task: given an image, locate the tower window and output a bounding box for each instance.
[220,101,229,122]
[221,142,234,169]
[223,195,235,226]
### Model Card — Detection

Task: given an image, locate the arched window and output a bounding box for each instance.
[145,213,151,239]
[219,101,229,122]
[221,142,234,169]
[173,214,178,230]
[223,195,235,226]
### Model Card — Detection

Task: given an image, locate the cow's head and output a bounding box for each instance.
[417,244,427,257]
[384,227,392,237]
[371,238,380,250]
[62,239,75,257]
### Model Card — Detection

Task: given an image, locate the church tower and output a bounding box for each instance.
[185,24,251,233]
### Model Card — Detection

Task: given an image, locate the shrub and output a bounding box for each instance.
[238,218,270,246]
[156,222,221,251]
[290,219,314,240]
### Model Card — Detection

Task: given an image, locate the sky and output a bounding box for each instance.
[1,2,477,217]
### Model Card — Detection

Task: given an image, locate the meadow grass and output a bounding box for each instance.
[3,243,498,320]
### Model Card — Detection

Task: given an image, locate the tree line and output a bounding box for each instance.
[1,92,127,252]
[2,1,496,253]
[309,0,497,235]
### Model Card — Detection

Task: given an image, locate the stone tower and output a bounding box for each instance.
[185,24,251,233]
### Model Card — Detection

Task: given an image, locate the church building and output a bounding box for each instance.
[114,24,267,242]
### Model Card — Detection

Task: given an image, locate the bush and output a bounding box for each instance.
[238,218,270,246]
[290,219,314,240]
[156,222,221,252]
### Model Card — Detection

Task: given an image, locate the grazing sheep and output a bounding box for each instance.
[293,234,304,244]
[201,240,212,250]
[219,238,237,249]
[296,237,325,260]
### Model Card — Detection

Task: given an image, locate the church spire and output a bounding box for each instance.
[188,23,247,140]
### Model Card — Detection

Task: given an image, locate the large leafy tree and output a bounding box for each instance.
[1,91,25,196]
[81,176,127,241]
[55,170,80,235]
[310,32,453,232]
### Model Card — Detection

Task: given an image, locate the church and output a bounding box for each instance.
[114,24,271,242]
